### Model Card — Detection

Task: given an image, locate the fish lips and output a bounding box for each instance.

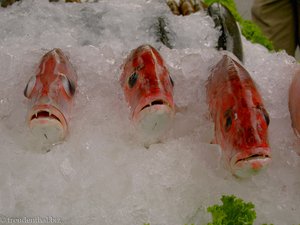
[133,96,175,136]
[229,147,271,178]
[28,105,68,143]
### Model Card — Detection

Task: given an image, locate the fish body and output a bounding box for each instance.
[120,44,175,139]
[289,69,300,137]
[24,48,77,144]
[208,3,243,62]
[154,17,174,49]
[206,54,271,177]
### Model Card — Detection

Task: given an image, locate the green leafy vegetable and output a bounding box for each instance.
[206,195,256,225]
[240,20,273,51]
[143,195,287,225]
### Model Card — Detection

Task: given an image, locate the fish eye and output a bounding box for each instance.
[169,75,174,86]
[128,72,138,88]
[224,109,232,132]
[60,74,76,97]
[225,115,232,131]
[24,76,36,98]
[257,105,270,126]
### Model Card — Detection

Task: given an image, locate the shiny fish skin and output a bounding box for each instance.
[120,44,175,140]
[289,69,300,137]
[24,48,77,144]
[206,54,271,178]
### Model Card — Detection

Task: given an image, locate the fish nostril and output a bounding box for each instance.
[245,127,256,144]
[38,96,51,104]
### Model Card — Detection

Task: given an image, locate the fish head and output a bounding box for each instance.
[24,48,77,143]
[120,44,175,136]
[215,84,271,178]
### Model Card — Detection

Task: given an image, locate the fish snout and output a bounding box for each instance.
[230,147,271,178]
[239,125,267,147]
[36,95,52,105]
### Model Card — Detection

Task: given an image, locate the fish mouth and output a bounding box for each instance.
[230,148,271,178]
[28,106,68,143]
[31,110,61,122]
[139,99,170,111]
[133,98,175,138]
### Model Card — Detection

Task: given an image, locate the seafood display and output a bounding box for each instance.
[0,0,300,224]
[24,48,77,144]
[206,54,271,177]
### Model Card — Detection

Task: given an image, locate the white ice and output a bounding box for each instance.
[0,0,299,225]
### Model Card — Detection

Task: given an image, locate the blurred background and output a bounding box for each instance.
[235,0,254,20]
[235,0,300,59]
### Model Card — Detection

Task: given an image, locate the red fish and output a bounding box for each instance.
[24,48,77,144]
[289,69,300,138]
[120,44,175,139]
[206,54,271,177]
